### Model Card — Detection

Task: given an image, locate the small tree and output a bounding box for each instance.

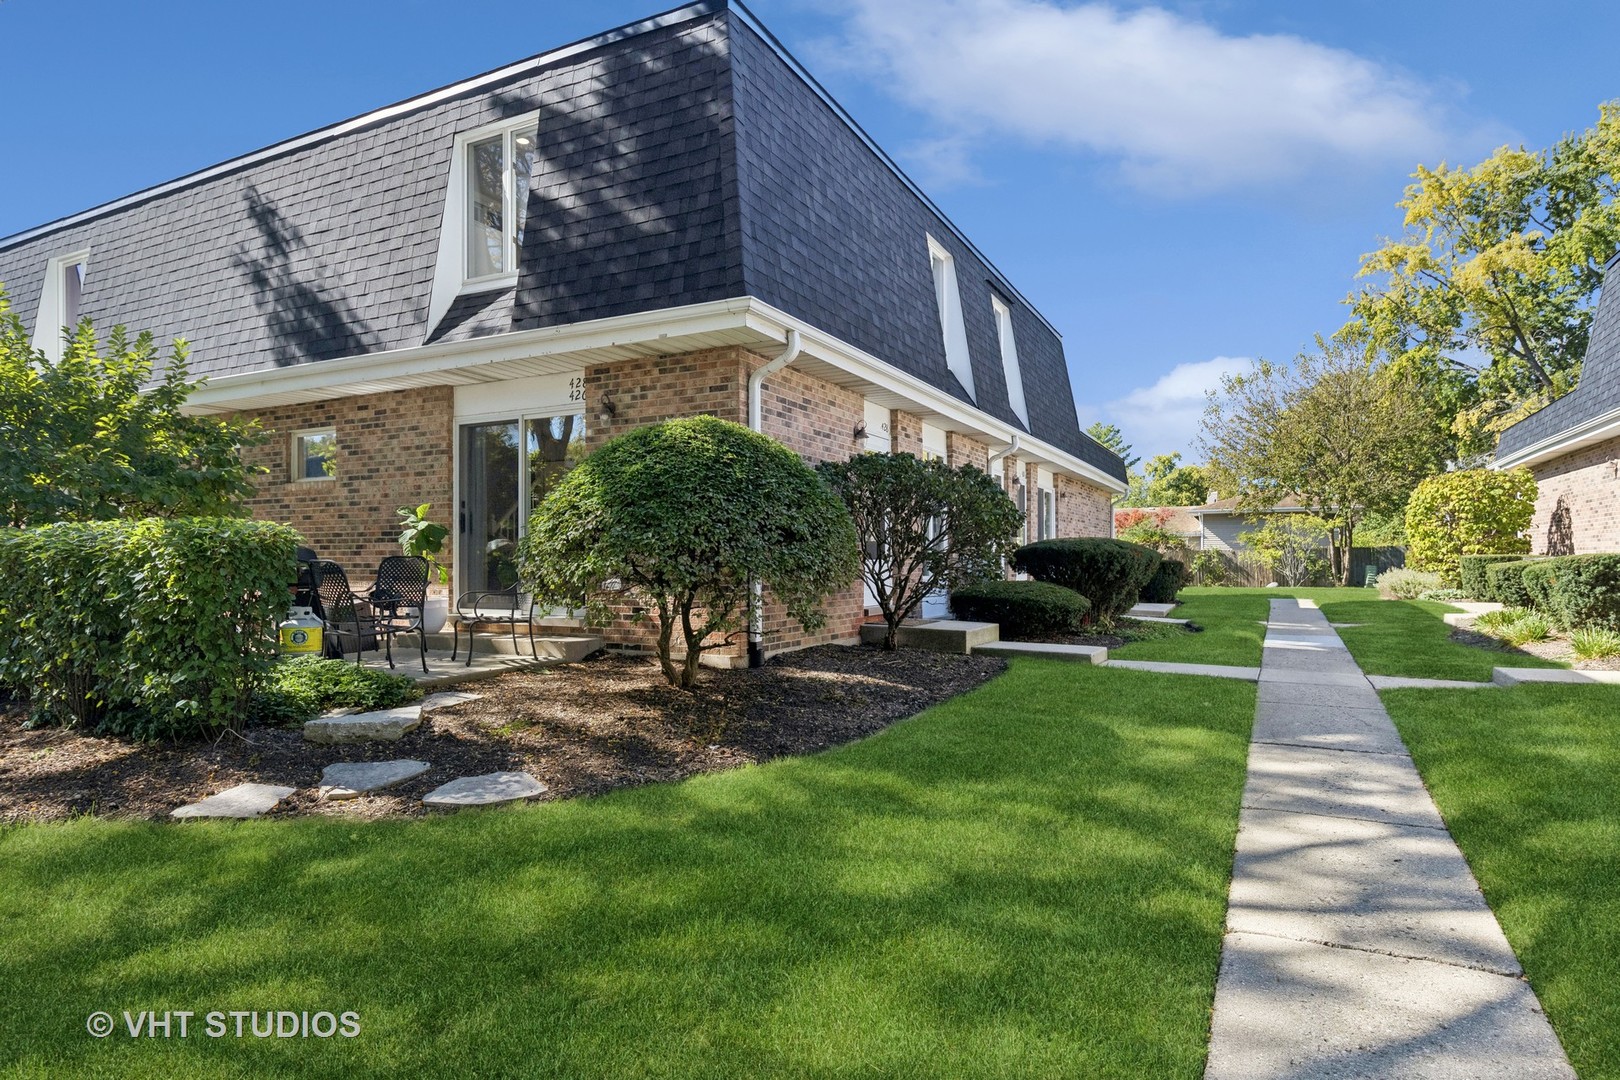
[1116,507,1181,552]
[517,417,858,688]
[1239,514,1331,587]
[816,453,1023,650]
[1404,468,1537,585]
[0,288,263,525]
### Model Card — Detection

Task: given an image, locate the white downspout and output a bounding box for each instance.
[986,434,1020,474]
[745,328,802,667]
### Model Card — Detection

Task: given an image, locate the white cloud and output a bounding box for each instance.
[825,0,1475,192]
[1102,355,1253,461]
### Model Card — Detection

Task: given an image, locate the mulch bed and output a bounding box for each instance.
[0,645,1006,824]
[1449,625,1620,670]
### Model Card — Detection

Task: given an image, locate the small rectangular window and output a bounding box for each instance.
[465,122,539,281]
[62,260,84,329]
[926,236,976,401]
[293,430,337,481]
[991,296,1028,427]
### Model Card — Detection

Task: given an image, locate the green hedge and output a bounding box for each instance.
[0,518,301,739]
[1459,554,1527,600]
[1139,559,1187,604]
[949,580,1090,639]
[1521,555,1620,631]
[1484,559,1539,608]
[1011,538,1161,624]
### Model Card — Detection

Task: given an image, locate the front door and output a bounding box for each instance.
[458,413,585,596]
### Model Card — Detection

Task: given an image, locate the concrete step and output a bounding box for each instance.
[974,640,1105,664]
[859,619,999,654]
[422,632,604,662]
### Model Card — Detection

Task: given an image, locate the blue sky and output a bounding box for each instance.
[3,0,1618,463]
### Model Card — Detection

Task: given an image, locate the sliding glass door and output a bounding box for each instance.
[458,413,586,595]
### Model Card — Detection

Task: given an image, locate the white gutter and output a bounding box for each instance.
[1492,403,1620,471]
[745,327,801,667]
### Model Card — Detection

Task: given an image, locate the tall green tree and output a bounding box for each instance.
[1200,342,1445,584]
[1085,422,1139,472]
[1343,102,1620,460]
[0,288,263,526]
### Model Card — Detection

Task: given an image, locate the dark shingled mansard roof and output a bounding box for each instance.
[1497,251,1620,459]
[0,1,1124,482]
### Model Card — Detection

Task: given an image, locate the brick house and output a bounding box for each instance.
[0,0,1126,661]
[1495,251,1620,555]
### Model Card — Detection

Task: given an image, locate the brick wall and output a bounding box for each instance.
[1057,474,1114,539]
[946,431,990,473]
[890,410,924,455]
[237,386,454,583]
[1529,435,1620,553]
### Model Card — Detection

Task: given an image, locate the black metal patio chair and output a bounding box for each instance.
[365,555,431,673]
[450,585,540,666]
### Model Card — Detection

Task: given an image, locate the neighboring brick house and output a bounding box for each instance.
[1495,251,1620,555]
[0,0,1126,661]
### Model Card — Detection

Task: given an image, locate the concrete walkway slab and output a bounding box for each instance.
[1263,633,1349,651]
[1127,602,1178,617]
[1256,679,1384,711]
[1252,701,1408,756]
[1493,666,1620,686]
[1206,932,1575,1080]
[1206,597,1572,1078]
[1228,808,1522,974]
[973,641,1105,663]
[1104,659,1260,680]
[1242,741,1447,829]
[1257,669,1370,688]
[1368,675,1495,691]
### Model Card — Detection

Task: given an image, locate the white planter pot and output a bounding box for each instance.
[423,597,450,634]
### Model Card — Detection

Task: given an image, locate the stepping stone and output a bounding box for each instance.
[422,771,546,809]
[419,691,482,712]
[303,706,422,744]
[318,760,431,801]
[172,783,296,819]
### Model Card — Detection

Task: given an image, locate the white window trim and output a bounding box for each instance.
[425,113,540,334]
[291,427,339,483]
[926,234,976,402]
[31,249,91,362]
[991,294,1028,428]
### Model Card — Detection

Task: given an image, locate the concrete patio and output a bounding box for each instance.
[348,631,604,688]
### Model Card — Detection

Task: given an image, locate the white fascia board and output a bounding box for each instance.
[185,296,760,411]
[1492,406,1620,470]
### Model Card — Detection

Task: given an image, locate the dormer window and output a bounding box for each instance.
[926,235,976,402]
[991,295,1028,428]
[31,250,90,362]
[465,121,539,281]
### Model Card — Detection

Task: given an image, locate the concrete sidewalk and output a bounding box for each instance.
[1204,599,1573,1079]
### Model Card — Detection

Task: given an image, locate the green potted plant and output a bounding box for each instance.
[398,503,451,632]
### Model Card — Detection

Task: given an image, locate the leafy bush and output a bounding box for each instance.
[1499,612,1552,647]
[1405,469,1536,586]
[1375,567,1444,599]
[1571,626,1620,660]
[1459,554,1527,600]
[0,518,300,738]
[1416,588,1471,602]
[1139,559,1188,604]
[817,452,1022,650]
[1484,560,1539,608]
[520,417,859,687]
[949,580,1090,639]
[1012,538,1160,626]
[253,657,421,725]
[1237,514,1329,586]
[0,288,263,526]
[1190,550,1228,585]
[1519,555,1620,632]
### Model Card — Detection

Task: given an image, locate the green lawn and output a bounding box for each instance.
[1384,685,1620,1079]
[1320,598,1565,681]
[1112,586,1368,667]
[0,661,1255,1079]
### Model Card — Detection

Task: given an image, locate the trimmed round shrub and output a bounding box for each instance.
[1520,555,1620,632]
[1404,468,1536,586]
[1140,558,1188,604]
[949,580,1090,639]
[1375,567,1443,599]
[1459,554,1527,601]
[1484,560,1539,608]
[1012,538,1161,625]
